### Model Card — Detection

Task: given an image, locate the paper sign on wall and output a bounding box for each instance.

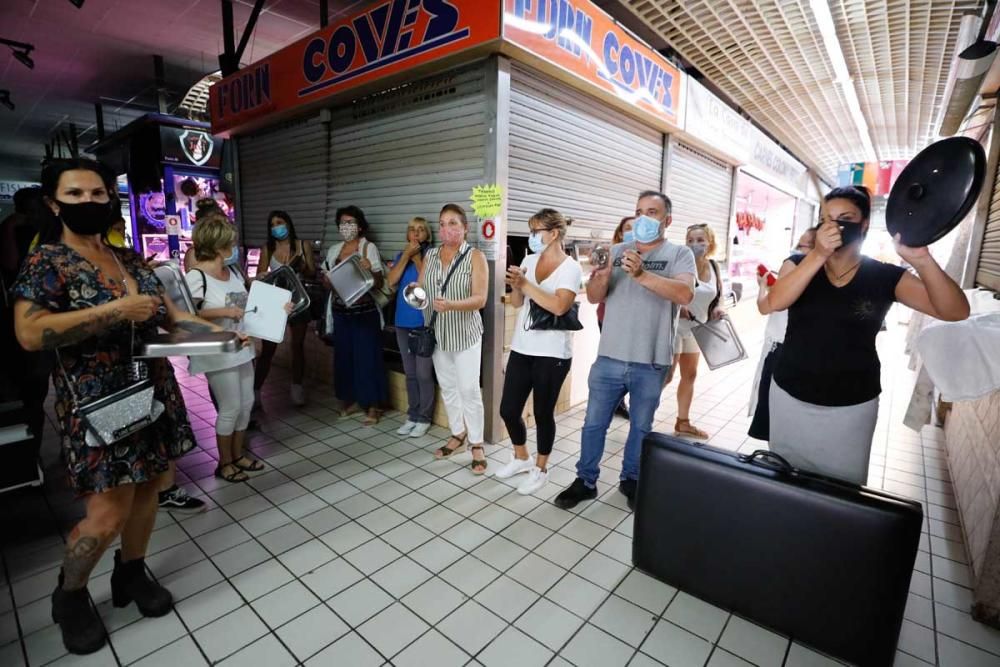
[471,185,503,261]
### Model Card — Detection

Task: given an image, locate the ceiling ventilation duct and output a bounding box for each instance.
[940,8,998,137]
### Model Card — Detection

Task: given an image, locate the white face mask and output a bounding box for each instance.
[339,221,359,241]
[688,241,708,257]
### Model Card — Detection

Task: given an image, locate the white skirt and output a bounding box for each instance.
[768,381,879,485]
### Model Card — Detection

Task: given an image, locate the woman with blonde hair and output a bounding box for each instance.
[418,204,489,473]
[185,213,264,482]
[497,208,582,495]
[664,223,725,439]
[386,216,435,437]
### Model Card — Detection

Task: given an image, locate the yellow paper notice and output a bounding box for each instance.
[470,184,503,219]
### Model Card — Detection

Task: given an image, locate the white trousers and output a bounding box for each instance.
[432,342,485,444]
[206,361,255,436]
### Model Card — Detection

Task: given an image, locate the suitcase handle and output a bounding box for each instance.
[738,449,794,474]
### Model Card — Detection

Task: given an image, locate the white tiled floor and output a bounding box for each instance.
[2,310,1000,666]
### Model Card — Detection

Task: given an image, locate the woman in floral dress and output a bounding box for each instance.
[13,158,232,656]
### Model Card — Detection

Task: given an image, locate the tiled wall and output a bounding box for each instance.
[944,389,1000,623]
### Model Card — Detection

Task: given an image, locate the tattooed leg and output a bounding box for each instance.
[61,533,104,591]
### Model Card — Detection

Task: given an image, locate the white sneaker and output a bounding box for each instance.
[397,420,416,436]
[290,384,306,406]
[494,454,536,480]
[517,467,549,495]
[408,422,432,438]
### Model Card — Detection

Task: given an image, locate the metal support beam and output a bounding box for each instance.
[153,55,168,113]
[94,102,105,141]
[235,0,266,64]
[220,0,237,76]
[320,0,328,27]
[68,124,79,157]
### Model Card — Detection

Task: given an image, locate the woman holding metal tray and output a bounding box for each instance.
[11,159,238,656]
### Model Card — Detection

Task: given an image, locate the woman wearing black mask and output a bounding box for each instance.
[12,159,231,655]
[765,186,969,484]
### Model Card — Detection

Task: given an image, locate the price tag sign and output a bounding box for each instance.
[470,184,503,261]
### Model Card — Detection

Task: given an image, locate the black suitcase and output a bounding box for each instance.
[633,434,923,667]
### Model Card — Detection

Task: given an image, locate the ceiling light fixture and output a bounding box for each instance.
[809,0,878,163]
[0,90,14,111]
[0,38,34,70]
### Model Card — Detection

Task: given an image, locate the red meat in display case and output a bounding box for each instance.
[736,211,765,232]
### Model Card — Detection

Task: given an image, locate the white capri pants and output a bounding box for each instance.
[205,361,255,436]
[432,342,485,444]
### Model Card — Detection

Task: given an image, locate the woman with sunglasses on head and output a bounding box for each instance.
[12,159,234,655]
[747,226,817,441]
[663,223,725,440]
[497,209,582,495]
[254,211,316,408]
[766,186,968,483]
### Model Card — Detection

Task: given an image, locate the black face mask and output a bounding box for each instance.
[839,220,866,246]
[56,200,116,236]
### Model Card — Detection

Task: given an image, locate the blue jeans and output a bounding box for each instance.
[577,356,670,487]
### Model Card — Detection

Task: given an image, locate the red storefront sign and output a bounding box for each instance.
[502,0,684,129]
[210,0,502,134]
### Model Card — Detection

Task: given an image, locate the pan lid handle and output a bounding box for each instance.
[738,449,795,474]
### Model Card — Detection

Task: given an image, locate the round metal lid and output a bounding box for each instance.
[886,137,987,247]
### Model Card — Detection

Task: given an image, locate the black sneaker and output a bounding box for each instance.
[619,479,637,511]
[158,485,206,514]
[554,478,598,510]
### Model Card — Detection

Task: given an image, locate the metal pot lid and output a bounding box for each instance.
[886,137,987,247]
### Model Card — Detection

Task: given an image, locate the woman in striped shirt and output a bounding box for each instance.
[418,204,490,474]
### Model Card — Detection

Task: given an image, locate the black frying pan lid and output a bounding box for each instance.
[885,137,987,247]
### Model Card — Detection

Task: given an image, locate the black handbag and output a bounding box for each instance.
[525,300,583,331]
[407,247,470,358]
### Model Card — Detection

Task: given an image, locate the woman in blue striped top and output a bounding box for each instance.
[418,204,490,474]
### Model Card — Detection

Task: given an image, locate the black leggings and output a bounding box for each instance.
[499,351,571,456]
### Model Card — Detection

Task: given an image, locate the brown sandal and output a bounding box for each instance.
[214,463,248,483]
[470,446,487,475]
[362,408,382,426]
[674,419,709,440]
[435,433,467,459]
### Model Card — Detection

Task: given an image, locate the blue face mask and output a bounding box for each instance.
[632,215,662,244]
[271,224,289,240]
[622,230,635,243]
[528,231,549,254]
[224,246,239,266]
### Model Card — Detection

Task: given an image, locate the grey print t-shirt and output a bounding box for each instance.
[599,240,697,366]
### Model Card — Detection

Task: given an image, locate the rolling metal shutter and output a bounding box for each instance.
[976,166,1000,290]
[236,115,330,247]
[325,63,488,260]
[508,63,663,240]
[665,142,734,258]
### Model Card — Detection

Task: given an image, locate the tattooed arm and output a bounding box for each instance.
[160,293,222,334]
[14,299,139,351]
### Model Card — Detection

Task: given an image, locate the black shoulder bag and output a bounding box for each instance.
[407,247,470,358]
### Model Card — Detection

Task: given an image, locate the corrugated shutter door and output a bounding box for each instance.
[975,166,1000,290]
[508,64,663,239]
[325,64,487,260]
[236,116,329,247]
[666,142,733,257]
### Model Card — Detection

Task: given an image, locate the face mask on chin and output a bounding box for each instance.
[56,200,116,236]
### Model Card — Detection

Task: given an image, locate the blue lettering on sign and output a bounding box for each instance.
[297,0,468,97]
[599,30,673,114]
[216,62,272,119]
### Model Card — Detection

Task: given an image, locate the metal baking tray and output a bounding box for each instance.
[255,265,311,317]
[135,331,242,358]
[327,255,374,307]
[691,317,748,370]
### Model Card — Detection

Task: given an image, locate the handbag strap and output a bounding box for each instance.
[428,246,471,329]
[55,249,142,413]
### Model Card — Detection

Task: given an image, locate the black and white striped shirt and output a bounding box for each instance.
[423,242,483,352]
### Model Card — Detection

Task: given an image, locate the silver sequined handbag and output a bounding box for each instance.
[56,253,165,449]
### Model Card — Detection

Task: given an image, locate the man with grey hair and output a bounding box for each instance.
[556,190,696,510]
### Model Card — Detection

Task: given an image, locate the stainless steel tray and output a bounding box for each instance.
[136,331,242,358]
[691,317,748,370]
[327,255,374,307]
[255,265,311,317]
[152,262,197,315]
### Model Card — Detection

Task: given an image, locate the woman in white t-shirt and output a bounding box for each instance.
[185,215,263,483]
[497,209,583,496]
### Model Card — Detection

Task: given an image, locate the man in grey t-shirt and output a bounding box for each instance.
[556,191,696,511]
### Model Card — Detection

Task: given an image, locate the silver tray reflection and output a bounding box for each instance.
[255,265,311,317]
[136,332,242,358]
[327,256,374,307]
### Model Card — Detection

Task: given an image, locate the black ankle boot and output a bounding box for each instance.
[51,573,107,655]
[110,549,173,617]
